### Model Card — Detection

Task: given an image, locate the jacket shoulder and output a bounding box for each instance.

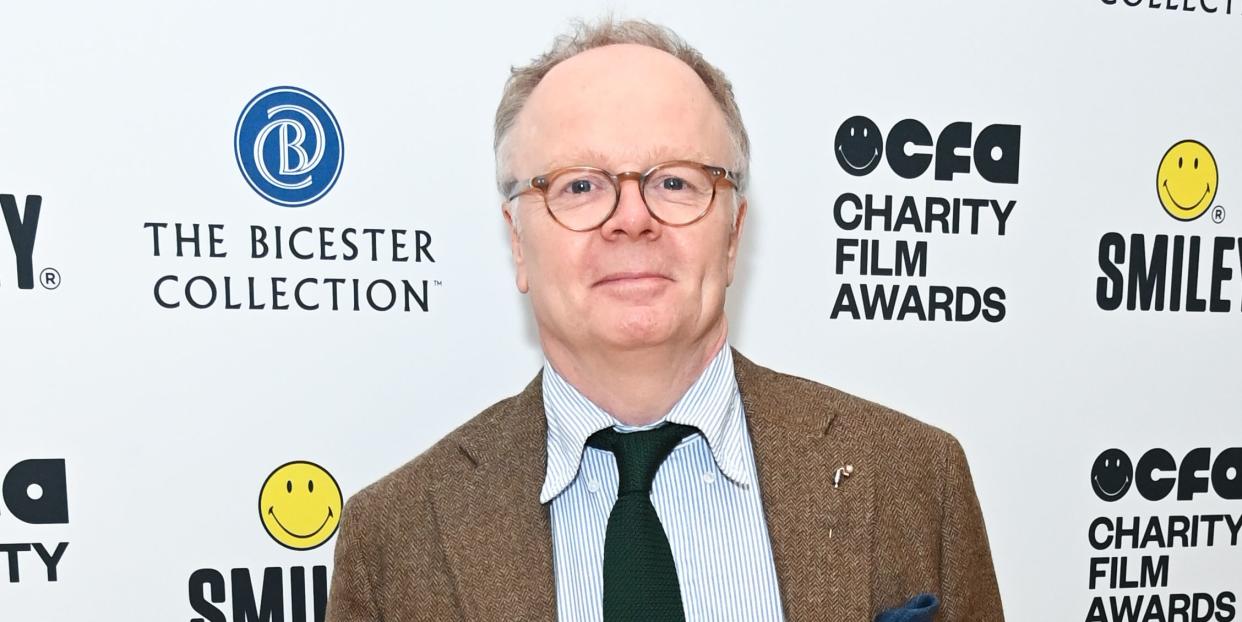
[335,387,531,577]
[346,389,525,518]
[753,363,999,613]
[757,363,961,458]
[327,387,536,620]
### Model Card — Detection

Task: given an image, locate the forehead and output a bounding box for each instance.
[509,43,734,175]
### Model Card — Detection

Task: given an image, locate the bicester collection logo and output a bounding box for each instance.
[829,115,1021,322]
[234,86,344,207]
[1083,447,1241,621]
[1099,0,1240,16]
[188,461,340,622]
[140,85,439,313]
[1097,138,1239,313]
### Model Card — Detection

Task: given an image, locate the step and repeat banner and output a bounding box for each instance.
[1,1,1239,620]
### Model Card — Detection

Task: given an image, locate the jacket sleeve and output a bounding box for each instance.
[326,494,382,622]
[937,434,1005,621]
[325,483,464,622]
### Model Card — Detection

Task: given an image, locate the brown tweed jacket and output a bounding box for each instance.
[326,349,1005,621]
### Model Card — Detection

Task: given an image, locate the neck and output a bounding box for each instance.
[542,320,729,426]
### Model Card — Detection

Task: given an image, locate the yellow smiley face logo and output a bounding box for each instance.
[258,461,342,550]
[1157,140,1218,221]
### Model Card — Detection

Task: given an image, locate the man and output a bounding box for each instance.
[326,18,1004,622]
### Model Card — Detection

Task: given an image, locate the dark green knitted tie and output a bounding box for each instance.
[586,422,698,622]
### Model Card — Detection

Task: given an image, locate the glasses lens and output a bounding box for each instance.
[544,169,616,230]
[643,164,716,224]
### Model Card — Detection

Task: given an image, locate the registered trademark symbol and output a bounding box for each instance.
[40,267,60,290]
[1211,205,1225,224]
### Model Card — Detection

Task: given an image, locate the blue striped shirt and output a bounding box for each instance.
[540,343,786,621]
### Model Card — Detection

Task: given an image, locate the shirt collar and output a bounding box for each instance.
[539,342,750,504]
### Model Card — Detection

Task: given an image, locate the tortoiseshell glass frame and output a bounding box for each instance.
[505,160,742,232]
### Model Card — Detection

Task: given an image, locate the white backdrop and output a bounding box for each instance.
[2,1,1240,620]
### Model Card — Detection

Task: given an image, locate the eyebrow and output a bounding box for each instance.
[539,146,721,173]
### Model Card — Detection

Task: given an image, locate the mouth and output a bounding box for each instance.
[838,144,878,171]
[267,505,334,539]
[1162,179,1210,211]
[1092,475,1130,499]
[593,271,671,287]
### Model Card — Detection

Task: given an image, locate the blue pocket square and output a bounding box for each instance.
[874,593,940,622]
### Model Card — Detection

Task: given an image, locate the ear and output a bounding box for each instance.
[725,196,747,286]
[502,201,530,293]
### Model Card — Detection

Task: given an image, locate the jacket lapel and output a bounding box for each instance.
[430,372,558,620]
[734,348,876,621]
[430,350,875,621]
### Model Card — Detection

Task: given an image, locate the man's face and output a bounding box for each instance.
[503,43,746,354]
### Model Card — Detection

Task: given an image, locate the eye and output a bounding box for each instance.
[1178,157,1183,168]
[286,480,292,493]
[549,171,611,201]
[862,127,868,137]
[1194,158,1199,169]
[661,177,687,191]
[850,127,855,137]
[308,480,314,493]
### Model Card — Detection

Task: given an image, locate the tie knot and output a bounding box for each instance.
[586,422,699,495]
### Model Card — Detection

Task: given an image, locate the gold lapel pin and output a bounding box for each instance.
[832,464,855,489]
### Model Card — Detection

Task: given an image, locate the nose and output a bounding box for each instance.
[600,177,661,240]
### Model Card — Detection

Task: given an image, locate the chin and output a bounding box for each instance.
[594,309,680,349]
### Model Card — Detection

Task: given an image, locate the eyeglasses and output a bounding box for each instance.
[505,160,742,232]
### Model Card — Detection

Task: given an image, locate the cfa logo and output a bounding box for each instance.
[1156,139,1220,222]
[235,86,344,207]
[834,115,1021,183]
[1091,447,1242,502]
[1,459,68,524]
[188,461,341,622]
[1,459,70,583]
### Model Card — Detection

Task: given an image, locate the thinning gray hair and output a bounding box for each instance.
[493,17,750,199]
